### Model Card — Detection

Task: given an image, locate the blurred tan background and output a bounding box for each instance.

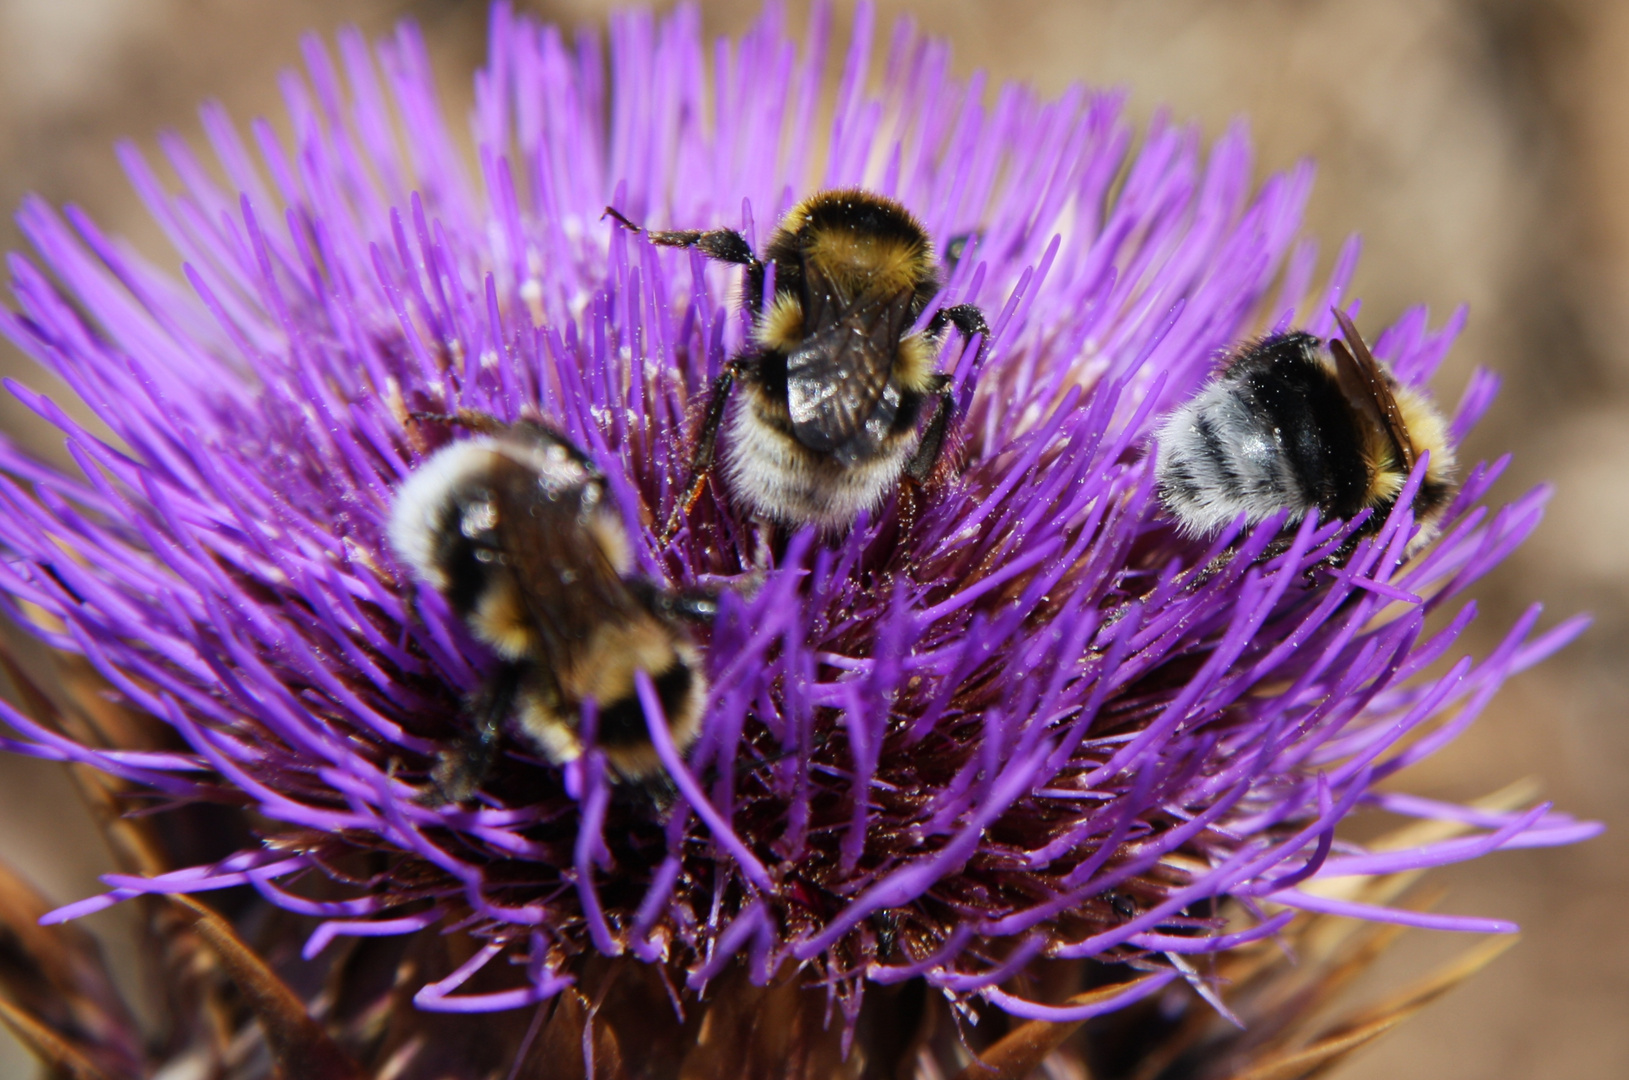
[0,0,1624,1076]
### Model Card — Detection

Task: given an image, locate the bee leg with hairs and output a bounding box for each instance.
[603,206,771,543]
[646,587,721,625]
[1304,522,1395,592]
[659,354,756,543]
[895,303,989,535]
[896,374,953,540]
[912,306,989,477]
[602,207,764,277]
[929,303,989,341]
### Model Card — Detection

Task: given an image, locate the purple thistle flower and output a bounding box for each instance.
[0,0,1598,1052]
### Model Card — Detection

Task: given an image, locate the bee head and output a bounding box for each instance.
[770,188,937,303]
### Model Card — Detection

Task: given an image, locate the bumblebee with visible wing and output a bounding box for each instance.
[606,189,988,536]
[1155,310,1457,560]
[389,416,710,798]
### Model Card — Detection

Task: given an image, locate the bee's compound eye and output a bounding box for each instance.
[461,498,497,538]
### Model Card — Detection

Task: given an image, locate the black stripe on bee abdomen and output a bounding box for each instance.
[748,352,793,431]
[1229,338,1370,518]
[597,662,694,749]
[431,488,495,619]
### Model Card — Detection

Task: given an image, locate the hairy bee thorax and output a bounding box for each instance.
[767,188,937,298]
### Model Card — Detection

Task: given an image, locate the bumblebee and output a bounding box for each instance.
[1154,310,1457,557]
[388,416,710,796]
[606,189,989,535]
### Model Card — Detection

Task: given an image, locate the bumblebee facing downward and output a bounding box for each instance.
[606,189,988,535]
[1154,311,1457,557]
[388,417,710,796]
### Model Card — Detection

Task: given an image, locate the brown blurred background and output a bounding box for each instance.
[0,0,1623,1076]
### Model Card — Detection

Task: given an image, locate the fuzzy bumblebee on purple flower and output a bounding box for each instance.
[0,2,1597,1077]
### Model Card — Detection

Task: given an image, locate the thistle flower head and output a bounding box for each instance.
[0,0,1598,1069]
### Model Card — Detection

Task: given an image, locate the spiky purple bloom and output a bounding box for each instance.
[0,0,1597,1029]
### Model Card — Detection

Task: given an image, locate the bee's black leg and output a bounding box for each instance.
[628,579,719,625]
[665,590,720,624]
[654,227,761,271]
[1256,526,1369,591]
[601,206,642,231]
[895,388,957,539]
[663,359,747,544]
[1105,892,1138,921]
[1248,530,1325,590]
[602,207,762,272]
[1304,531,1374,590]
[904,387,955,485]
[926,303,989,344]
[432,662,522,803]
[629,772,681,814]
[746,728,834,773]
[871,909,902,959]
[1257,532,1298,566]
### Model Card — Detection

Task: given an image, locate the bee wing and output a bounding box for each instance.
[512,517,635,634]
[481,441,641,663]
[1329,310,1416,472]
[784,272,916,453]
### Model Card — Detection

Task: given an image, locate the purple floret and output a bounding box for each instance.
[0,0,1597,1021]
